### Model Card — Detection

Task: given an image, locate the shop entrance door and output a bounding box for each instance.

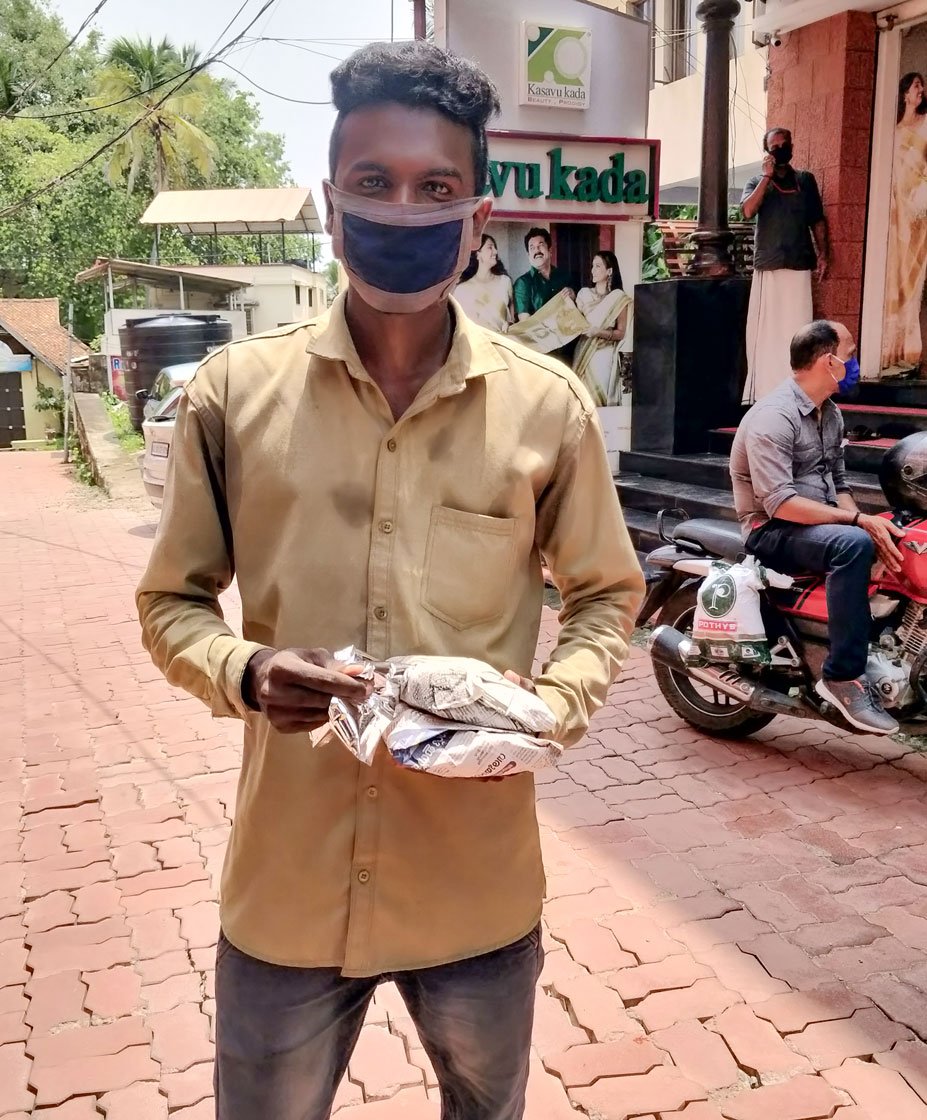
[553,224,601,292]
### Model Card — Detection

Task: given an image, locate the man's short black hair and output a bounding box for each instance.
[791,320,839,370]
[763,127,792,151]
[328,41,500,193]
[524,227,552,252]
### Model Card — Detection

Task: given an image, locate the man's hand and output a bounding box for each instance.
[858,514,906,572]
[761,153,775,178]
[504,670,536,693]
[243,648,372,734]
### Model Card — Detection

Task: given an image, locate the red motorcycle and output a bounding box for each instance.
[640,435,927,738]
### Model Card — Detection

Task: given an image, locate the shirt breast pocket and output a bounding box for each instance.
[422,506,517,630]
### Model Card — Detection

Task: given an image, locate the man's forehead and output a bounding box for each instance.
[334,104,473,173]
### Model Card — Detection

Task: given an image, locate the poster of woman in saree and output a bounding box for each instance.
[882,72,927,373]
[454,234,514,333]
[572,251,633,406]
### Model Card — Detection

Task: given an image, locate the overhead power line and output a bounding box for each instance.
[2,0,111,120]
[215,59,332,105]
[0,0,278,220]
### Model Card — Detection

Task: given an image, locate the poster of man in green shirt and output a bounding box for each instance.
[513,227,575,320]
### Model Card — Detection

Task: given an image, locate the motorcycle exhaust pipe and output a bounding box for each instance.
[648,625,815,720]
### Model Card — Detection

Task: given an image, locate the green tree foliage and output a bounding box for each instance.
[94,36,216,193]
[0,1,293,340]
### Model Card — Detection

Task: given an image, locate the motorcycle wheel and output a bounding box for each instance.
[652,585,775,738]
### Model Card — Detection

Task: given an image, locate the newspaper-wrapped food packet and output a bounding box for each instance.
[386,703,560,777]
[389,655,557,734]
[325,650,561,777]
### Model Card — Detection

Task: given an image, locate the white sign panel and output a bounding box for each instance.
[520,22,592,110]
[487,131,658,222]
[438,0,649,138]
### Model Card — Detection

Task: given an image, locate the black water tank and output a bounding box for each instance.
[119,313,232,429]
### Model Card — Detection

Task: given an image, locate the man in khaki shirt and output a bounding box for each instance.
[137,40,643,1120]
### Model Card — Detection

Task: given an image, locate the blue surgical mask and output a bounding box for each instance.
[838,355,860,394]
[325,181,486,314]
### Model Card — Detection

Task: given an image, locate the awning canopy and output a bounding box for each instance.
[75,257,249,296]
[140,187,323,235]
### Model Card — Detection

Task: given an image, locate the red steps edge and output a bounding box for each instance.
[711,427,897,448]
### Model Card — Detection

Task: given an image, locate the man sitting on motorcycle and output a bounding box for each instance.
[730,319,906,734]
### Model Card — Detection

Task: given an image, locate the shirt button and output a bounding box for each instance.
[367,786,378,799]
[357,869,370,884]
[386,438,397,452]
[374,606,388,621]
[379,520,393,534]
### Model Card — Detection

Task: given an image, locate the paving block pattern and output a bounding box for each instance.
[0,453,926,1116]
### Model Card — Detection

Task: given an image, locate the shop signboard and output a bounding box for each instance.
[520,23,592,110]
[438,0,651,465]
[487,131,658,222]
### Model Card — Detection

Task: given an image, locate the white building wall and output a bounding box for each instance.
[647,8,768,202]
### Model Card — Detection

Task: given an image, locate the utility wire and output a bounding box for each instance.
[238,36,350,63]
[2,0,111,119]
[12,55,232,121]
[215,59,332,105]
[0,0,277,219]
[652,21,767,131]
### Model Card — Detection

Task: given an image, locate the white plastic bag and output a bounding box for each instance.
[691,558,792,664]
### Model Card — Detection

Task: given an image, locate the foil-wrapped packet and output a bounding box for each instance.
[325,649,561,777]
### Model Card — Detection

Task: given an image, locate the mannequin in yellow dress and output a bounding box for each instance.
[883,72,927,372]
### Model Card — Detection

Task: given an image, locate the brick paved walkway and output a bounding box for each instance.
[1,451,927,1119]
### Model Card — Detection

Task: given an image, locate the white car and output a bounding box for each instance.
[139,361,198,423]
[140,386,184,507]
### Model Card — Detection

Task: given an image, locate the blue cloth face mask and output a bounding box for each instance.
[325,182,487,314]
[829,353,860,395]
[837,355,860,394]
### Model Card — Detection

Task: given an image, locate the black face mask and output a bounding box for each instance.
[771,142,793,166]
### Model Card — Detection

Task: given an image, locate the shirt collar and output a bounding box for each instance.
[306,292,507,389]
[789,378,818,416]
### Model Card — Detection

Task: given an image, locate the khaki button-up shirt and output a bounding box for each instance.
[136,295,643,975]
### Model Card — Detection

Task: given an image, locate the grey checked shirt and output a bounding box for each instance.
[730,378,850,536]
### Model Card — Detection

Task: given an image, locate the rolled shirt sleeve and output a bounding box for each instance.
[533,404,645,746]
[136,364,270,720]
[741,175,761,211]
[745,429,800,520]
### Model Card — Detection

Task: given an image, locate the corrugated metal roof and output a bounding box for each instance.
[74,258,249,294]
[140,187,323,234]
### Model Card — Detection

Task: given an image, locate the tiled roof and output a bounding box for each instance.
[0,298,90,375]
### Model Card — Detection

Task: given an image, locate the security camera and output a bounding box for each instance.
[771,34,783,46]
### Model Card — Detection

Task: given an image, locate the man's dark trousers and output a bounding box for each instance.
[214,925,543,1120]
[747,520,875,679]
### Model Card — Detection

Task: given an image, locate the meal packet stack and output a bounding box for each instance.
[327,650,561,778]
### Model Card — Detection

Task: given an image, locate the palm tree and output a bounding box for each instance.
[94,36,216,194]
[0,53,21,114]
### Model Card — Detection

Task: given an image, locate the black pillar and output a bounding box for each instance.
[688,0,741,277]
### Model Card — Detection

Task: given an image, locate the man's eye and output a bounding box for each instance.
[423,182,452,197]
[359,176,387,190]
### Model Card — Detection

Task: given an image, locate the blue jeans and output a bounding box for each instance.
[214,926,543,1120]
[747,519,875,681]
